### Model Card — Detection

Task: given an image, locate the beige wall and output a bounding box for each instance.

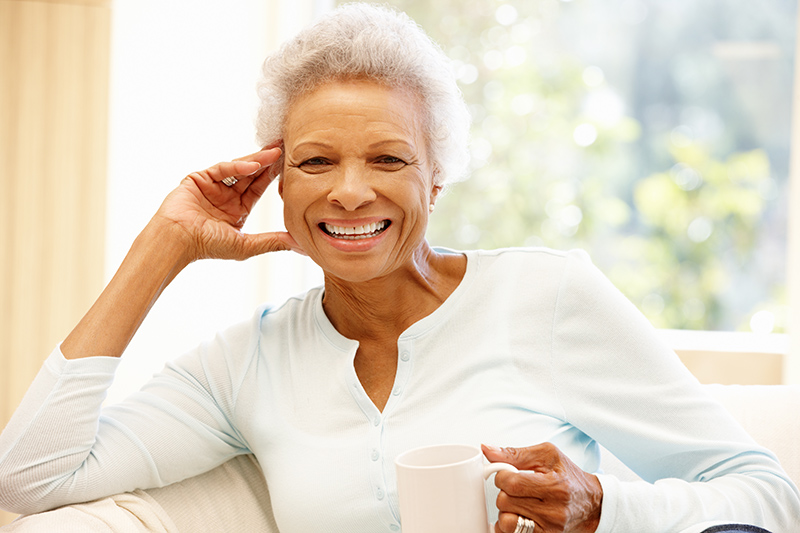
[677,351,784,386]
[0,0,110,525]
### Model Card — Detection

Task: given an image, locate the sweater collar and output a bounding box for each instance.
[312,248,477,348]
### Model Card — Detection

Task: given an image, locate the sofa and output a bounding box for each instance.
[2,384,799,532]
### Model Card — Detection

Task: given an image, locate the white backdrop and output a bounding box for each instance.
[105,0,330,403]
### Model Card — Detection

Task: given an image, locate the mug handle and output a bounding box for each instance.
[483,462,519,533]
[483,461,518,479]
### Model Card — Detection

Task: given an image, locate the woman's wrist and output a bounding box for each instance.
[142,213,200,270]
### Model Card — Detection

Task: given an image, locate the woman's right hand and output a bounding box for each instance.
[62,146,303,360]
[154,146,303,263]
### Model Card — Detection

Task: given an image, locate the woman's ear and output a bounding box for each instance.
[430,182,443,207]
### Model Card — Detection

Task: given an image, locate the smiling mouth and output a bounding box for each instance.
[320,220,391,240]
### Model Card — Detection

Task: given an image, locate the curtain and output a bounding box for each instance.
[0,0,110,525]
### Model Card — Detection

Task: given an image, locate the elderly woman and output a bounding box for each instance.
[0,4,798,533]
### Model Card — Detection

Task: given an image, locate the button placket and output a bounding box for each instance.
[376,341,414,530]
[391,343,413,403]
[367,411,392,526]
[366,341,414,531]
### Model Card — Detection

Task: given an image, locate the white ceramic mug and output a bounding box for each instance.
[395,443,519,533]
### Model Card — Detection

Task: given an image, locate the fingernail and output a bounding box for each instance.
[482,444,501,453]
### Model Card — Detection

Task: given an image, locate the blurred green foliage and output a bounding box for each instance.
[351,0,793,331]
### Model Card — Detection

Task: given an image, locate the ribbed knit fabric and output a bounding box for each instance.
[701,526,772,533]
[1,248,798,532]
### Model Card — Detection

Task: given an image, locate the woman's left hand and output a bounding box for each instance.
[482,443,603,533]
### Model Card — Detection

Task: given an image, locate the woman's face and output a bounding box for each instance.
[280,80,440,283]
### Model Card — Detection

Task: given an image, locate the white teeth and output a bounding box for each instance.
[324,220,388,239]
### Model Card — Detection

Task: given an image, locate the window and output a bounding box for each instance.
[352,0,796,336]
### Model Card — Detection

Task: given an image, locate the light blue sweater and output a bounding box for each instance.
[1,248,798,531]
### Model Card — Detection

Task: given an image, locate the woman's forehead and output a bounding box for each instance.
[284,80,426,146]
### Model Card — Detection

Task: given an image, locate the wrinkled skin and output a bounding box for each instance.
[483,443,603,533]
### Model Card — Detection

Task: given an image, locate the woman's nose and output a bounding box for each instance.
[326,166,377,211]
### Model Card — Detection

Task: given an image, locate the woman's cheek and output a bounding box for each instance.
[280,172,319,241]
[279,175,301,231]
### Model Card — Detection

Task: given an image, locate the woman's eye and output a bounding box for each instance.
[297,157,332,173]
[376,156,406,167]
[300,157,330,166]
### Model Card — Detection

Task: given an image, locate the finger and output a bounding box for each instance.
[496,477,545,508]
[232,145,283,166]
[241,152,283,208]
[246,147,283,179]
[495,469,557,498]
[499,496,565,533]
[483,443,560,472]
[206,160,262,185]
[496,512,531,533]
[204,148,283,188]
[496,512,514,532]
[237,231,305,259]
[497,478,582,532]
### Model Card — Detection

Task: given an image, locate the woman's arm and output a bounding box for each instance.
[550,251,800,532]
[0,147,299,514]
[0,331,255,515]
[61,146,296,360]
[484,250,798,532]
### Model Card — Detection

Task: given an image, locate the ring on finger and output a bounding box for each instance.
[513,515,536,533]
[221,176,239,187]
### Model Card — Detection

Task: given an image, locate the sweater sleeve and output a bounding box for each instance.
[550,250,800,532]
[0,316,257,516]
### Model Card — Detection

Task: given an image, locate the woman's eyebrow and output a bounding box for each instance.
[367,139,416,151]
[290,141,332,152]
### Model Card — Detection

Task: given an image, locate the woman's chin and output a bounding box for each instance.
[305,228,428,284]
[316,255,393,285]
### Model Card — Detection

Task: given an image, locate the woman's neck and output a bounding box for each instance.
[321,244,466,342]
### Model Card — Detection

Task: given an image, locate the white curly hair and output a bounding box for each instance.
[255,2,471,186]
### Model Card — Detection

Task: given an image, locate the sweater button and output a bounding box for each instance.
[400,351,410,361]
